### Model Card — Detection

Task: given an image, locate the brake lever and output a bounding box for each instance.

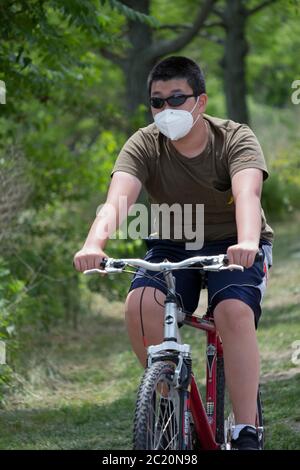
[219,264,244,272]
[83,267,123,275]
[83,268,103,275]
[201,263,244,272]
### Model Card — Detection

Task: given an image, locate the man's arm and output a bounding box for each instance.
[227,168,263,268]
[73,171,142,272]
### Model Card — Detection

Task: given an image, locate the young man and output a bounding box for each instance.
[74,56,273,450]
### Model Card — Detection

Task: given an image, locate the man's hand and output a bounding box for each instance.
[73,245,108,273]
[227,241,259,269]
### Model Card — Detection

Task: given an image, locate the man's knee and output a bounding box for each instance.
[214,299,255,334]
[125,287,165,326]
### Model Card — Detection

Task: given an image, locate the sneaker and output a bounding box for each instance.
[231,426,260,450]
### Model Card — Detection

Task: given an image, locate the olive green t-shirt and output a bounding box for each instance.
[112,114,274,244]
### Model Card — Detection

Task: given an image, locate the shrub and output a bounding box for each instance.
[262,143,300,220]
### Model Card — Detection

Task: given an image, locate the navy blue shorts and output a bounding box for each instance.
[129,237,273,328]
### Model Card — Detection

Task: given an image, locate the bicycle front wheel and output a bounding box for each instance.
[133,361,191,450]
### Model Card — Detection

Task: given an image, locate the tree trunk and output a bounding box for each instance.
[120,0,156,123]
[222,0,249,124]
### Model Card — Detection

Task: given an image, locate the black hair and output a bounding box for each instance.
[147,56,206,97]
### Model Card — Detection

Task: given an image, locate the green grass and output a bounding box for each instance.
[257,214,300,449]
[0,299,142,450]
[0,216,300,449]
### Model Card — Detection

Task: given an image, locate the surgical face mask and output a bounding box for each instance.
[154,97,200,141]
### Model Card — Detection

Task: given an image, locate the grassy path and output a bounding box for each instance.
[0,217,300,449]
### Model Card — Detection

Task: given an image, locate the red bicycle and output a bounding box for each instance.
[84,252,264,450]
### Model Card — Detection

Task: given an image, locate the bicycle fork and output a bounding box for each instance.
[147,269,191,370]
[147,269,193,449]
[206,329,222,435]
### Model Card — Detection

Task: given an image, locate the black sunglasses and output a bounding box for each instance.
[150,94,196,109]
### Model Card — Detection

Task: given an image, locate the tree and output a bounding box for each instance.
[100,0,280,125]
[212,0,278,124]
[247,0,300,107]
[101,0,217,124]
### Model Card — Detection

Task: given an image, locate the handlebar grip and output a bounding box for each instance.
[224,249,264,265]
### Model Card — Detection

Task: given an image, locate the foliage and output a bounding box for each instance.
[0,217,299,448]
[0,0,299,407]
[0,1,107,108]
[108,0,159,27]
[247,1,300,107]
[0,258,27,403]
[262,139,300,220]
[0,0,158,398]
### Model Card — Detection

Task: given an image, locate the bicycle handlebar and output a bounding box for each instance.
[83,250,264,276]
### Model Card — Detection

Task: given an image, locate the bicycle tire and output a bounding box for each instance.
[215,357,265,449]
[256,385,265,449]
[215,356,226,445]
[133,361,192,450]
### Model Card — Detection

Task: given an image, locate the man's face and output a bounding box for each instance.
[150,78,207,118]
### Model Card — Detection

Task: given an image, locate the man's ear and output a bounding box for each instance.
[199,94,208,113]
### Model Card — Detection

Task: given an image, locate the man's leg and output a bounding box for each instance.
[213,299,260,425]
[125,287,166,368]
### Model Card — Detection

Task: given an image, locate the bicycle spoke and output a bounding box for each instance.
[134,361,191,450]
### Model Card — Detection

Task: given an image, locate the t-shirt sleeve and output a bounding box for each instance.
[227,125,269,180]
[111,129,152,185]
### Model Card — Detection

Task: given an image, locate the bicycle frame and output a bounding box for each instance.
[184,312,222,450]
